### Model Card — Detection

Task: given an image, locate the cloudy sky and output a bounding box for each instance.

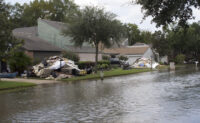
[5,0,200,32]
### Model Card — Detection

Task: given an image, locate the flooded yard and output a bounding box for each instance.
[1,66,200,122]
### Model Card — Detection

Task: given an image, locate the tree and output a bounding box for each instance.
[135,0,200,27]
[10,0,78,27]
[0,0,22,66]
[140,31,153,44]
[152,31,172,58]
[8,52,32,74]
[47,0,78,22]
[125,23,141,45]
[63,6,124,71]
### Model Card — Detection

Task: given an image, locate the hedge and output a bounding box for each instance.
[78,60,110,69]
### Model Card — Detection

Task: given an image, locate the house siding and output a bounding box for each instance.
[25,51,34,58]
[126,55,143,64]
[143,48,154,60]
[79,53,102,62]
[33,51,61,61]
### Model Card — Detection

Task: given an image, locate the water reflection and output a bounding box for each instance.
[0,66,200,122]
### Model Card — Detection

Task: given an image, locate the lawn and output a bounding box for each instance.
[0,81,36,91]
[63,68,151,82]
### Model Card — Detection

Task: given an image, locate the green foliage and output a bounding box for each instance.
[78,60,110,69]
[97,64,109,70]
[78,61,95,69]
[63,68,151,82]
[63,6,124,68]
[98,60,110,65]
[8,52,32,74]
[135,0,200,26]
[102,55,110,60]
[0,0,23,61]
[125,23,141,45]
[62,51,80,62]
[125,23,154,45]
[10,0,78,28]
[118,55,128,61]
[140,31,153,44]
[175,54,185,64]
[152,22,200,61]
[0,81,36,90]
[152,31,171,57]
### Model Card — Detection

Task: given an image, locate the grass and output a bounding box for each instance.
[63,68,151,82]
[0,81,36,91]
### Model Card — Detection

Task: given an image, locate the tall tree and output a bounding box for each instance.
[0,0,22,70]
[63,6,124,70]
[11,0,78,28]
[125,23,141,45]
[135,0,200,27]
[140,31,153,44]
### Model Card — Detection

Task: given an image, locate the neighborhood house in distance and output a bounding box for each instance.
[13,18,168,64]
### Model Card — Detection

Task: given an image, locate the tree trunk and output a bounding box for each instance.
[95,43,99,73]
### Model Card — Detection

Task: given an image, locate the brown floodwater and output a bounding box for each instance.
[1,66,200,122]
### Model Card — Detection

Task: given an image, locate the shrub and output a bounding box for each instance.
[118,55,128,61]
[175,54,185,64]
[97,64,109,70]
[8,52,32,74]
[98,60,110,65]
[78,60,110,69]
[102,55,110,60]
[78,61,95,69]
[62,51,80,62]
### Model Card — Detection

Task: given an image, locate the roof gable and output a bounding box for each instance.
[13,27,63,52]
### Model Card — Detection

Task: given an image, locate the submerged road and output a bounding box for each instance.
[0,66,200,122]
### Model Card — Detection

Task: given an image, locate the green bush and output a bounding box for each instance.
[8,52,32,74]
[98,60,110,65]
[97,64,109,70]
[78,60,110,69]
[78,61,95,69]
[118,55,128,61]
[175,54,185,64]
[62,51,80,62]
[102,55,110,60]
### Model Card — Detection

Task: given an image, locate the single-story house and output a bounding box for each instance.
[36,19,102,61]
[13,27,63,62]
[12,19,103,62]
[103,43,155,64]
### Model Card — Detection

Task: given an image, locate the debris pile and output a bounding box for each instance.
[32,56,86,80]
[132,58,159,69]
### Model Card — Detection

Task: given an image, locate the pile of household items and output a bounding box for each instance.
[132,58,159,69]
[32,56,86,80]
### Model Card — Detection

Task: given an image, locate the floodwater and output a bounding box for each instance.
[1,66,200,123]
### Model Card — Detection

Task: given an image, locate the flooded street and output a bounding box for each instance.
[1,66,200,122]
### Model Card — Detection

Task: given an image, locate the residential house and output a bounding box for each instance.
[13,27,63,62]
[103,43,155,64]
[13,19,102,62]
[37,19,102,61]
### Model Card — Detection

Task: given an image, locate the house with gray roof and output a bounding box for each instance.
[36,19,102,61]
[13,19,103,62]
[13,27,63,62]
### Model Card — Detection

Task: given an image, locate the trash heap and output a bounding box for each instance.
[32,56,86,80]
[132,57,159,69]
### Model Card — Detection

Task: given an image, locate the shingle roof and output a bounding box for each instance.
[65,45,99,53]
[103,46,149,55]
[13,27,63,52]
[40,19,66,31]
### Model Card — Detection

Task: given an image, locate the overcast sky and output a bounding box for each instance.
[5,0,200,32]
